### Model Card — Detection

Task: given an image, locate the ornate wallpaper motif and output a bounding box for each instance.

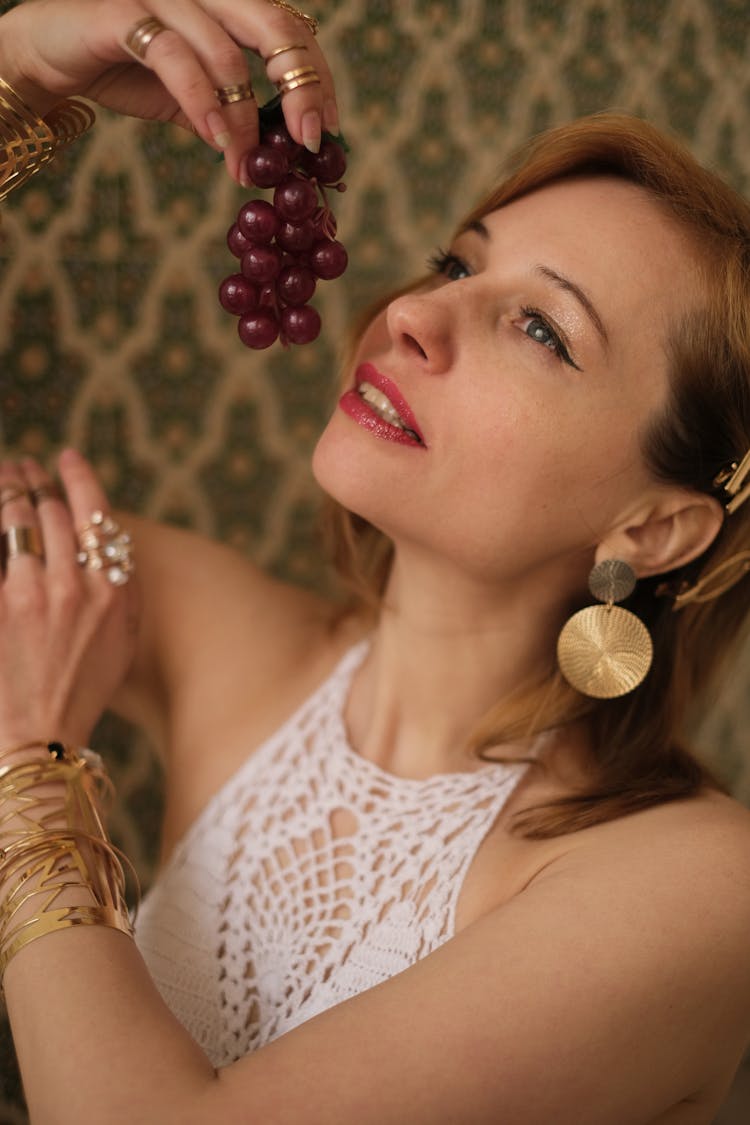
[1,1,749,1119]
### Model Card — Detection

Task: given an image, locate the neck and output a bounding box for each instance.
[345,547,584,778]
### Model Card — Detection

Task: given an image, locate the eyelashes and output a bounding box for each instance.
[426,248,581,370]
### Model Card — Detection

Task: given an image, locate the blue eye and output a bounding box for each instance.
[427,249,471,282]
[520,307,580,370]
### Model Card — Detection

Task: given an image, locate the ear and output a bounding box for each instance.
[596,492,725,578]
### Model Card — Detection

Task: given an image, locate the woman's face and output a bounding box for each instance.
[313,176,700,588]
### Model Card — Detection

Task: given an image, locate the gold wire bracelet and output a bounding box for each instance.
[0,747,136,980]
[0,78,95,204]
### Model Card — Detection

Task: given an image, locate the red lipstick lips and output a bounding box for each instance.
[338,363,427,448]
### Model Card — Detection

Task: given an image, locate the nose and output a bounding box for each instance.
[384,290,453,374]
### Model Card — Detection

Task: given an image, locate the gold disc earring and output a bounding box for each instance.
[557,559,653,699]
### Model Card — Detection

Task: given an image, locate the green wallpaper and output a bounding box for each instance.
[1,1,749,1119]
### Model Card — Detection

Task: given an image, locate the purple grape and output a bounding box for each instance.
[264,123,304,163]
[241,244,283,283]
[301,140,347,184]
[273,175,318,222]
[219,274,259,316]
[309,239,348,280]
[227,223,252,259]
[237,199,280,244]
[277,265,316,306]
[281,304,321,345]
[276,219,315,253]
[245,144,289,188]
[238,311,280,349]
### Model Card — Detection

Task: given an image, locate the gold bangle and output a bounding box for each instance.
[0,78,95,204]
[0,745,136,981]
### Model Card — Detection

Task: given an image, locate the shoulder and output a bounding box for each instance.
[115,513,366,746]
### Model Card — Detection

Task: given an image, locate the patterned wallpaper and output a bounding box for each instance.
[1,1,750,1120]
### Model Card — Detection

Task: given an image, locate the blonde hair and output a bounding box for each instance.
[324,114,750,836]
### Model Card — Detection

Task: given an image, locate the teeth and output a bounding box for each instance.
[358,381,406,429]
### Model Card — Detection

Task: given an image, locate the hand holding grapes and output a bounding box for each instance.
[0,0,338,184]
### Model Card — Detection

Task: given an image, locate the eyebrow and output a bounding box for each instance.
[465,219,610,350]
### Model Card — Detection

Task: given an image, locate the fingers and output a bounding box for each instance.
[0,463,44,584]
[117,0,339,183]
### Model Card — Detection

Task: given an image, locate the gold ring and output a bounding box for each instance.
[267,0,319,35]
[125,16,168,61]
[0,487,28,509]
[275,65,320,96]
[30,482,63,506]
[264,42,307,62]
[277,73,321,96]
[215,81,255,106]
[1,525,44,563]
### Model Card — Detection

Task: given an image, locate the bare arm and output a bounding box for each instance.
[6,795,750,1124]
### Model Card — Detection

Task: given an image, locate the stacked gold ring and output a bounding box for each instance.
[264,42,307,63]
[125,16,168,61]
[276,65,321,96]
[1,525,44,564]
[215,81,255,106]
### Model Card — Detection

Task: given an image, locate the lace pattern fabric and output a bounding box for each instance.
[135,642,527,1066]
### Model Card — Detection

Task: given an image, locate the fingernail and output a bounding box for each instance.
[239,158,252,189]
[323,100,340,136]
[301,110,321,153]
[207,110,230,150]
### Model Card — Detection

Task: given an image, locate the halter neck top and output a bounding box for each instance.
[134,640,526,1066]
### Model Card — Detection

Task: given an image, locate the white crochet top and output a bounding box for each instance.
[134,640,526,1067]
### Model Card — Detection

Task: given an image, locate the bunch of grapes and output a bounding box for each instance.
[220,100,348,350]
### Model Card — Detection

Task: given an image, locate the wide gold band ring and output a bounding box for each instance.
[267,0,319,35]
[125,16,168,61]
[215,81,255,106]
[1,525,44,563]
[264,42,307,63]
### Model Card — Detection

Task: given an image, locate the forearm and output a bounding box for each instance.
[0,742,217,1124]
[4,926,218,1125]
[0,7,62,114]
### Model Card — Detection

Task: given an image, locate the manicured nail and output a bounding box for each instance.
[301,109,321,153]
[207,110,230,150]
[323,100,340,136]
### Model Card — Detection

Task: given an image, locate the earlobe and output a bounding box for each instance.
[597,494,725,578]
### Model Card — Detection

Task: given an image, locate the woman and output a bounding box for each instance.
[1,1,750,1122]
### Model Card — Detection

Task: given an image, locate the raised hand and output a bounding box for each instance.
[0,0,338,182]
[0,451,137,748]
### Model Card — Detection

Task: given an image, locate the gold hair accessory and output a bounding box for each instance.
[276,65,320,97]
[264,42,307,62]
[1,524,44,564]
[0,742,135,980]
[0,79,95,204]
[76,510,133,586]
[657,550,750,609]
[714,449,750,515]
[557,559,653,699]
[125,16,168,61]
[267,0,319,35]
[215,81,255,106]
